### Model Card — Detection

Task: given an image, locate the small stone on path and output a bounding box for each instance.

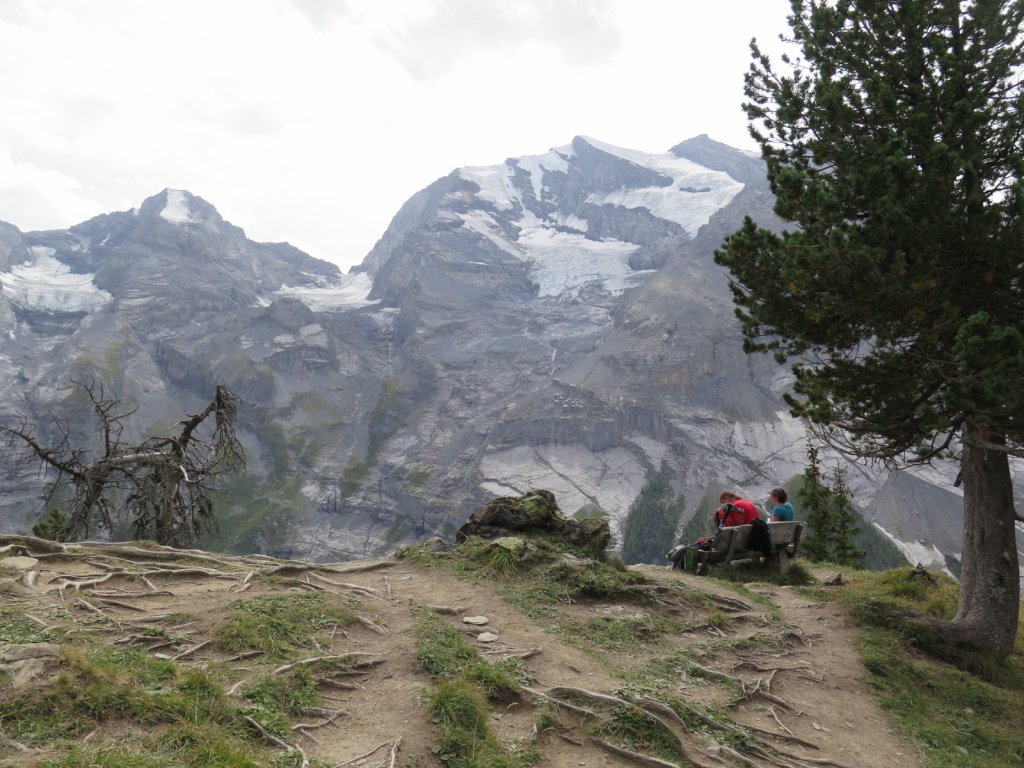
[462,615,489,626]
[476,632,499,643]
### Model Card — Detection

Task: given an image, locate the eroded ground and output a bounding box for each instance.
[0,536,921,767]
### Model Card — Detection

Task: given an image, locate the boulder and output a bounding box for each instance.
[456,489,611,552]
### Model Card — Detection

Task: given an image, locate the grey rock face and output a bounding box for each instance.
[0,147,1010,577]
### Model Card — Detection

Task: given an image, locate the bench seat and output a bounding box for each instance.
[696,521,806,574]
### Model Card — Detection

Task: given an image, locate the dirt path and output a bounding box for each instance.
[730,578,922,768]
[1,539,923,768]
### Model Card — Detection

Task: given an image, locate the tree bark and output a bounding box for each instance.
[941,425,1020,657]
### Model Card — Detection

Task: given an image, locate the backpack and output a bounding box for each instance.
[747,518,774,557]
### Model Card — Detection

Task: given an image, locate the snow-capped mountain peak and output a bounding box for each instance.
[160,189,193,224]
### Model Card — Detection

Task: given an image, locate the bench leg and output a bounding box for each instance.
[769,550,791,575]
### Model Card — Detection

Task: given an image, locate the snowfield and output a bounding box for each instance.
[1,248,111,313]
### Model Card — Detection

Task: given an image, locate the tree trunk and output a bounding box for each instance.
[941,426,1020,657]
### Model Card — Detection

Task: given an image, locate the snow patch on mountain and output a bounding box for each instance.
[458,210,646,298]
[452,138,745,300]
[873,523,952,574]
[514,150,571,199]
[0,248,111,313]
[518,226,648,298]
[459,165,519,211]
[275,272,378,311]
[578,137,744,237]
[160,189,192,223]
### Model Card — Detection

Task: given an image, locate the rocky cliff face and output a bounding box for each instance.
[1,140,1019,575]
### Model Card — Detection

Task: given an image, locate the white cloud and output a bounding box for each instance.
[379,0,620,80]
[0,0,792,269]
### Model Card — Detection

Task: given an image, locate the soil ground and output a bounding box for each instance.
[0,538,922,767]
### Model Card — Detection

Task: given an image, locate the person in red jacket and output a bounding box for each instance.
[714,490,761,529]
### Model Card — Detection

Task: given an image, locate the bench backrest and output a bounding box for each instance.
[710,521,805,557]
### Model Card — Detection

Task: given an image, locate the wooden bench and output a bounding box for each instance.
[695,521,806,574]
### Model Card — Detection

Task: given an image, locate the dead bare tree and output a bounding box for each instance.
[2,381,244,547]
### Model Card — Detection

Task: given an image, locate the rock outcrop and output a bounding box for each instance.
[456,490,612,552]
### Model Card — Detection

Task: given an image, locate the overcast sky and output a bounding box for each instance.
[1,0,792,271]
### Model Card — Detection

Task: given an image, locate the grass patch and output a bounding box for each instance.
[399,535,657,622]
[558,614,678,652]
[415,612,525,699]
[704,559,816,587]
[4,644,313,766]
[39,720,302,767]
[616,647,706,694]
[426,680,538,768]
[0,606,52,644]
[592,703,688,764]
[413,614,536,768]
[214,593,357,657]
[415,613,536,768]
[823,567,1024,768]
[0,650,221,745]
[241,668,319,715]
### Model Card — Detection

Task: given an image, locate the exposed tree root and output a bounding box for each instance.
[244,715,309,768]
[634,696,691,732]
[426,604,461,615]
[355,615,389,635]
[591,738,685,768]
[535,686,700,765]
[337,740,392,765]
[170,640,211,661]
[708,594,754,613]
[272,654,382,676]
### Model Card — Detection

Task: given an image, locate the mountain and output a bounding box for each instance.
[0,136,1018,575]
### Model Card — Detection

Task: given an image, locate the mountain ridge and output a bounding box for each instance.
[0,136,1017,579]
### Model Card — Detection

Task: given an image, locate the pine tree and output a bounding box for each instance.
[827,467,865,569]
[797,444,834,562]
[799,447,866,568]
[715,0,1023,656]
[621,474,685,565]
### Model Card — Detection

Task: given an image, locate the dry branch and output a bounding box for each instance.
[481,647,541,660]
[317,678,364,691]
